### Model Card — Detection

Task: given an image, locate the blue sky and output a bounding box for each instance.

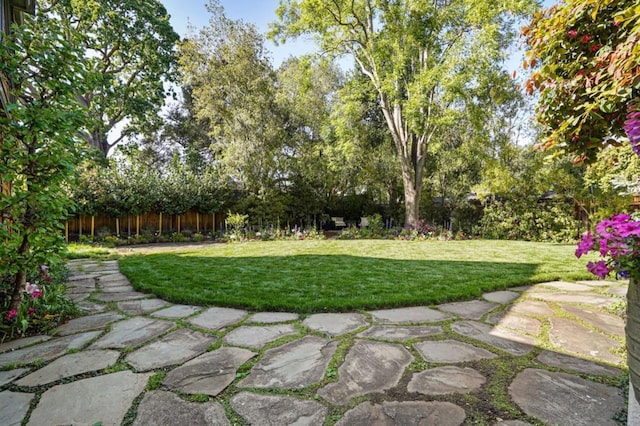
[160,0,317,67]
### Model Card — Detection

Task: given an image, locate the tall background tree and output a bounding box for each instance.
[40,0,179,156]
[271,0,538,226]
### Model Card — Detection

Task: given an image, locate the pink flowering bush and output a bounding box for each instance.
[576,213,640,280]
[1,261,77,342]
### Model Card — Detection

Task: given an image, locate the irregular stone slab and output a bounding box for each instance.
[16,350,119,386]
[450,321,534,356]
[0,390,34,426]
[117,298,170,314]
[98,280,131,289]
[537,350,621,377]
[0,335,50,353]
[246,312,299,323]
[0,368,28,386]
[607,286,627,297]
[318,340,412,405]
[68,292,91,302]
[76,301,107,313]
[151,304,201,319]
[92,317,173,349]
[549,318,621,364]
[100,285,134,293]
[0,331,101,367]
[164,347,255,396]
[486,312,542,335]
[66,273,99,282]
[223,324,297,348]
[94,291,148,302]
[509,300,555,317]
[188,307,247,331]
[231,392,327,425]
[577,280,623,287]
[29,370,151,425]
[134,390,230,426]
[482,290,520,304]
[66,278,96,289]
[527,292,617,308]
[437,300,498,320]
[539,281,594,292]
[55,311,124,336]
[358,325,442,341]
[561,305,625,337]
[368,306,452,324]
[414,339,496,363]
[126,328,216,371]
[509,285,533,292]
[336,401,466,426]
[408,366,486,395]
[509,368,624,426]
[303,313,367,336]
[240,336,336,389]
[97,272,129,282]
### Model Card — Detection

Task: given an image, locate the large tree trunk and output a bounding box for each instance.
[9,234,30,311]
[402,175,421,228]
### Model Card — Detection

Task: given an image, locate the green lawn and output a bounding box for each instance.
[116,239,598,313]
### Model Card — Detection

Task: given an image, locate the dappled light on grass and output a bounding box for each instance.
[118,240,595,313]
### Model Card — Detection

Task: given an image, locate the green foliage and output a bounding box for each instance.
[0,12,89,314]
[42,0,180,156]
[225,212,249,241]
[524,0,640,162]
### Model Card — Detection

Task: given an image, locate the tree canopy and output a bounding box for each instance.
[270,0,538,226]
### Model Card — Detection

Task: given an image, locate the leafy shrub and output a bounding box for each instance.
[1,263,78,342]
[226,212,249,241]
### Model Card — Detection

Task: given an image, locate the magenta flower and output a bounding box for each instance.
[28,307,35,317]
[625,107,640,156]
[575,232,594,258]
[4,309,17,321]
[587,260,611,279]
[567,29,578,37]
[31,289,43,300]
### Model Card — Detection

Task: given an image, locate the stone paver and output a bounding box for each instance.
[54,311,124,336]
[16,350,120,386]
[116,298,170,314]
[548,318,622,364]
[509,300,555,317]
[240,336,337,389]
[126,328,216,371]
[608,286,628,297]
[151,304,201,319]
[29,371,151,426]
[0,335,51,352]
[0,331,101,367]
[539,281,594,292]
[0,368,28,386]
[91,317,173,349]
[560,304,625,336]
[318,340,412,405]
[134,390,230,426]
[527,292,617,308]
[94,291,148,302]
[231,392,327,425]
[303,312,367,335]
[577,280,624,287]
[246,312,299,323]
[336,401,466,426]
[437,299,498,320]
[509,369,624,426]
[223,324,297,348]
[536,350,621,377]
[450,321,534,356]
[76,300,107,313]
[408,366,486,395]
[101,285,134,293]
[483,290,521,304]
[164,347,255,396]
[368,306,452,324]
[414,339,496,363]
[486,312,542,335]
[357,325,442,341]
[0,391,33,426]
[188,307,247,331]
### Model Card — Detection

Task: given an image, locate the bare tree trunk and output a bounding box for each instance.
[9,234,30,311]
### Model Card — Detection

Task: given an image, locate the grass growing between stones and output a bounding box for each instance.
[117,239,596,313]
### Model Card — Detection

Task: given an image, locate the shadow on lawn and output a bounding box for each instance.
[119,253,543,312]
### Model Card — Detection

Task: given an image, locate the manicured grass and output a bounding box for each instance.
[64,243,119,260]
[117,239,598,313]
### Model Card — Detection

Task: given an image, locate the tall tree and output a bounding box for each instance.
[271,0,537,226]
[41,0,179,156]
[179,0,284,195]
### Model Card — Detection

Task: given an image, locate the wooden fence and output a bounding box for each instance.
[65,210,226,241]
